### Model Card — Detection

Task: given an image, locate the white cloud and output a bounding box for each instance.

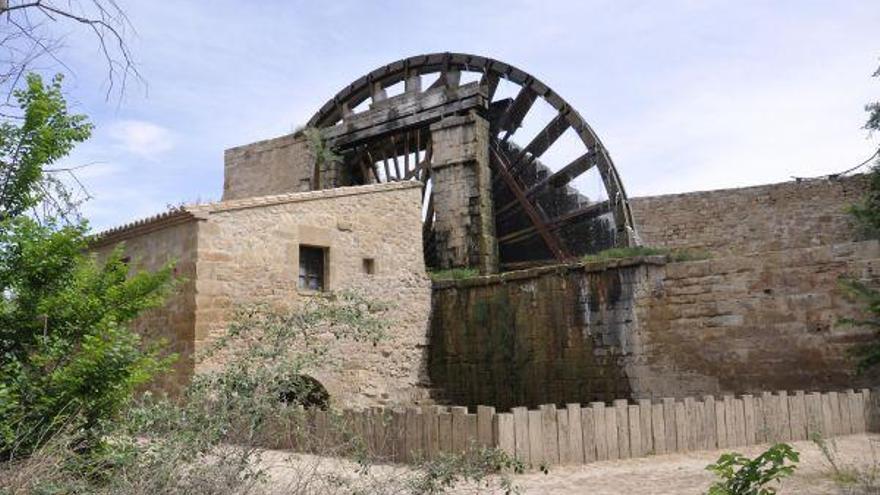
[107,120,175,158]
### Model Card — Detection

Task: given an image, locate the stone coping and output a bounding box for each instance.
[91,182,422,247]
[431,255,668,289]
[224,129,305,154]
[632,173,866,202]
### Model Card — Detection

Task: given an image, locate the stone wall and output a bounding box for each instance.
[91,213,201,394]
[429,259,658,410]
[192,182,433,407]
[223,132,315,200]
[429,241,880,410]
[633,241,880,399]
[630,175,869,255]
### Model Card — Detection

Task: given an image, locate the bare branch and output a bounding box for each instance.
[1,0,143,100]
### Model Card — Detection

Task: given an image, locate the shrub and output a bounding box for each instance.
[706,443,799,495]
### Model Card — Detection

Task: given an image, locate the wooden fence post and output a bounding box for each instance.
[512,406,530,464]
[540,404,560,465]
[614,400,630,459]
[477,405,495,448]
[528,409,545,466]
[567,404,585,464]
[590,402,608,461]
[663,398,677,453]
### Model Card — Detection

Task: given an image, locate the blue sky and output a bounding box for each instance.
[44,0,880,231]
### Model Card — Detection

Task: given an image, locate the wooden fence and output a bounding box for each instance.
[268,389,877,466]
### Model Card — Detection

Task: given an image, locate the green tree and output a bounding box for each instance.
[848,64,880,236]
[0,74,175,457]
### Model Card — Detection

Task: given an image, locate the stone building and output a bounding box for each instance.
[92,182,432,406]
[93,53,879,410]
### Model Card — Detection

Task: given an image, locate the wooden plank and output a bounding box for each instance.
[372,408,388,459]
[821,392,835,438]
[495,413,515,456]
[451,406,468,453]
[405,408,422,462]
[528,409,545,467]
[703,395,718,450]
[850,390,866,433]
[557,409,572,464]
[674,401,688,453]
[541,404,560,465]
[512,407,530,464]
[734,398,747,447]
[638,399,653,455]
[684,397,698,451]
[392,409,407,462]
[498,86,537,139]
[652,403,667,455]
[324,85,488,147]
[467,414,478,450]
[477,406,495,448]
[839,390,854,435]
[590,402,608,461]
[582,406,597,463]
[567,404,585,464]
[715,399,728,449]
[507,113,570,177]
[490,144,568,261]
[762,392,778,442]
[614,400,631,459]
[628,405,643,457]
[606,405,620,460]
[863,389,876,433]
[805,392,823,439]
[663,398,677,453]
[742,395,756,446]
[723,396,737,447]
[776,391,792,441]
[828,391,841,437]
[423,406,439,460]
[789,391,808,441]
[759,392,774,443]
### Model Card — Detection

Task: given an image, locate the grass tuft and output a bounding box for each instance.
[429,268,480,281]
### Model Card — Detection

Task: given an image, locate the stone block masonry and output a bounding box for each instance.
[631,175,869,256]
[430,240,880,409]
[92,182,433,407]
[429,112,499,273]
[223,132,315,200]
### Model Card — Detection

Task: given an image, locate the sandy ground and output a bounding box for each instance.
[510,434,880,494]
[263,434,880,494]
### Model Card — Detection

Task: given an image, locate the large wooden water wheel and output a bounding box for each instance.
[308,52,636,270]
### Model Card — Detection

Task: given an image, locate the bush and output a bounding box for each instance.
[706,443,799,495]
[0,292,524,494]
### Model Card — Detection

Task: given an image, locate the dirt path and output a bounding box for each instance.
[263,434,879,494]
[511,434,879,494]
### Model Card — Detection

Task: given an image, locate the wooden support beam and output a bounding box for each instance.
[490,142,568,261]
[498,87,537,142]
[498,200,611,245]
[508,113,570,177]
[405,70,421,93]
[480,71,500,100]
[323,83,487,148]
[371,81,387,104]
